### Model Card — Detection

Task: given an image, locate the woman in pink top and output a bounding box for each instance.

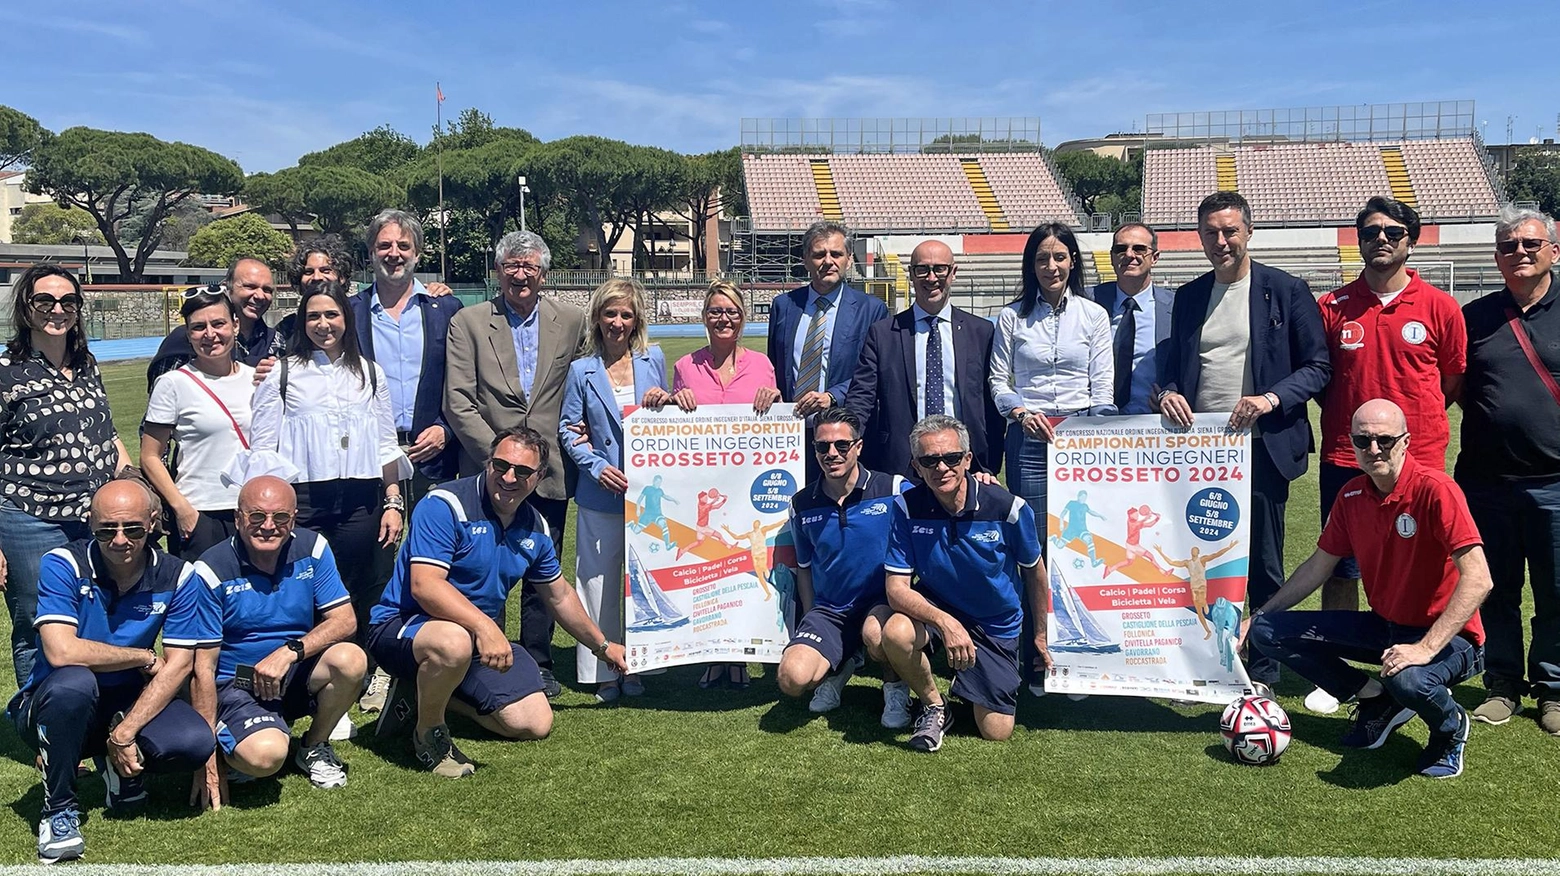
[644,281,779,691]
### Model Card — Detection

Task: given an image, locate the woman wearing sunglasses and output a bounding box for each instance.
[141,287,256,561]
[0,265,130,687]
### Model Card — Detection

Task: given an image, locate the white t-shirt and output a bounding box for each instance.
[144,364,256,510]
[612,381,636,413]
[1196,273,1254,413]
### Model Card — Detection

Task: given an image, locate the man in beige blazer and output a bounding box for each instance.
[445,230,587,696]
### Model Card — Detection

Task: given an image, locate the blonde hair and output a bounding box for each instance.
[701,280,747,346]
[584,278,649,358]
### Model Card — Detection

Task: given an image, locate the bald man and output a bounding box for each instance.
[845,240,1004,479]
[191,476,366,794]
[1244,399,1492,779]
[11,479,219,863]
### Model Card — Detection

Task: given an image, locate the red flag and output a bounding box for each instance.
[436,82,445,103]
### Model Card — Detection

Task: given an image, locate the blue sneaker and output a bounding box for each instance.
[37,809,84,864]
[1341,693,1414,749]
[1418,707,1470,779]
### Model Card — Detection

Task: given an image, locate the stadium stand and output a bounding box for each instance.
[741,155,825,229]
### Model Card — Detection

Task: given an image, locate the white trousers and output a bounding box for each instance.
[575,505,625,683]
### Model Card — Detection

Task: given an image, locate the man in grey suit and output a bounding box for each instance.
[445,231,587,696]
[1090,223,1175,414]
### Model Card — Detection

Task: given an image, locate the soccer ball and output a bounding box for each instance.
[1219,694,1292,765]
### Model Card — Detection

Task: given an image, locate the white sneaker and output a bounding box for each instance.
[1067,693,1091,701]
[1304,686,1341,715]
[294,741,348,789]
[881,681,912,729]
[808,652,864,714]
[358,668,391,713]
[329,712,357,740]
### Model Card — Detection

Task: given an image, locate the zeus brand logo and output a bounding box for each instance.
[802,514,827,526]
[969,531,1000,543]
[225,582,253,597]
[797,632,823,643]
[911,525,936,535]
[861,503,889,516]
[471,524,489,535]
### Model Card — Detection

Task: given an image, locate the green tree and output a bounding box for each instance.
[1051,150,1141,216]
[528,136,638,270]
[406,136,534,251]
[26,127,244,282]
[1507,149,1560,218]
[672,148,742,273]
[247,165,403,239]
[620,145,689,270]
[10,203,102,245]
[0,106,47,172]
[183,212,292,269]
[299,125,421,177]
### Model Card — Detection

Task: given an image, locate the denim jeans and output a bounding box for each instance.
[0,499,88,687]
[1250,609,1483,736]
[1004,423,1048,513]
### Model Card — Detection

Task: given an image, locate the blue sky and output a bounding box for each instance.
[2,1,1539,173]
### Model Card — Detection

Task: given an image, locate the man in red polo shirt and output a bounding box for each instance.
[1243,399,1491,779]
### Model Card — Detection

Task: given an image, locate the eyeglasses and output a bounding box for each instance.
[812,438,859,456]
[1497,237,1550,255]
[29,294,84,315]
[500,261,544,276]
[92,523,149,543]
[241,510,295,527]
[1349,433,1407,452]
[1110,243,1156,256]
[909,264,953,278]
[489,458,540,480]
[914,451,967,470]
[183,283,228,299]
[1359,225,1410,244]
[705,308,743,320]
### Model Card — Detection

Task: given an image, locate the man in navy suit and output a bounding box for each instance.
[1157,192,1331,687]
[845,240,1004,479]
[768,221,889,478]
[1090,223,1175,415]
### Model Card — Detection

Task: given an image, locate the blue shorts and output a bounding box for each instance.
[368,617,544,715]
[214,654,321,755]
[787,602,884,672]
[1319,463,1363,580]
[930,624,1021,717]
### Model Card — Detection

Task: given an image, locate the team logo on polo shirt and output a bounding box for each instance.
[862,503,889,516]
[1401,321,1428,345]
[1338,321,1365,350]
[1395,513,1417,538]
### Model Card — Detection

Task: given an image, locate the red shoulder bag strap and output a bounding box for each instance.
[176,367,250,449]
[1505,307,1560,407]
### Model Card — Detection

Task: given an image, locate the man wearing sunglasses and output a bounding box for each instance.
[367,427,627,778]
[1245,399,1490,779]
[145,257,279,391]
[845,240,1004,479]
[1306,198,1467,716]
[880,415,1046,752]
[777,407,912,727]
[1089,223,1174,415]
[191,476,366,794]
[1456,206,1560,733]
[11,479,219,863]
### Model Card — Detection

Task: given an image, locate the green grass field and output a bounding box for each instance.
[0,339,1550,873]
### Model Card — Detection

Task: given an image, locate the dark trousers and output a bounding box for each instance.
[1250,610,1483,736]
[168,509,238,563]
[1244,446,1290,686]
[296,479,392,644]
[13,667,213,816]
[521,495,569,671]
[1458,475,1560,698]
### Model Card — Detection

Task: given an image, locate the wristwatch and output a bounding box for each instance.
[284,639,306,660]
[591,639,612,657]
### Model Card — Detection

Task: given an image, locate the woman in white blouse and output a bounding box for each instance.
[249,281,410,634]
[988,223,1115,519]
[141,287,257,560]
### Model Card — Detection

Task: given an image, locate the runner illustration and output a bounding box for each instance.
[1051,490,1106,567]
[1153,540,1240,640]
[1102,504,1168,579]
[722,518,787,600]
[628,474,679,552]
[676,488,734,560]
[1208,596,1242,672]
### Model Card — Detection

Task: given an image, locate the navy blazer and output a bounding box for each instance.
[767,283,889,403]
[844,306,1005,479]
[350,284,464,481]
[1090,281,1176,411]
[1159,261,1331,483]
[558,348,669,514]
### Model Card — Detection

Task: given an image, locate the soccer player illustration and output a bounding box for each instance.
[1154,540,1240,639]
[1208,596,1243,672]
[1102,505,1168,579]
[676,488,734,560]
[723,518,787,601]
[629,475,679,552]
[1051,490,1106,567]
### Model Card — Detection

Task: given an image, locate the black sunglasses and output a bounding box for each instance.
[92,523,149,543]
[29,294,84,315]
[1110,243,1155,256]
[490,458,540,481]
[1358,226,1410,244]
[812,438,859,456]
[242,510,295,527]
[1350,433,1407,452]
[1497,237,1550,255]
[915,451,967,470]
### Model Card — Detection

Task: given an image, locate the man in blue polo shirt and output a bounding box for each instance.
[192,476,366,793]
[10,480,219,864]
[881,414,1048,752]
[368,426,628,778]
[777,407,912,727]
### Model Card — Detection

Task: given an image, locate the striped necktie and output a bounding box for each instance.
[796,296,831,396]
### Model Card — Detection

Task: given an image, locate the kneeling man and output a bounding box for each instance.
[193,476,366,791]
[1246,399,1490,778]
[368,427,627,777]
[777,408,910,726]
[880,415,1047,751]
